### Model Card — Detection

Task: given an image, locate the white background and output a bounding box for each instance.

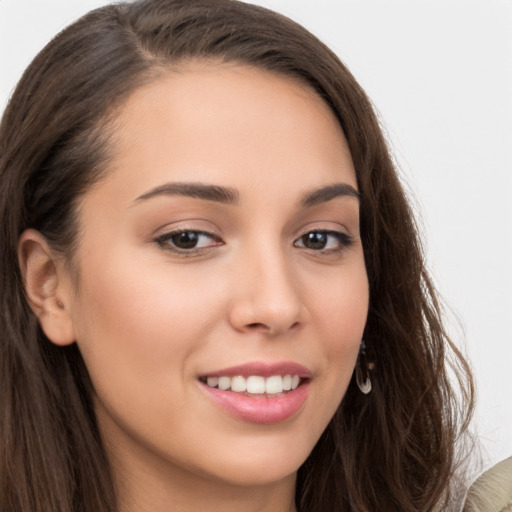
[1,0,511,473]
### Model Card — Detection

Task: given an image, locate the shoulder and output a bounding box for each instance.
[464,457,512,512]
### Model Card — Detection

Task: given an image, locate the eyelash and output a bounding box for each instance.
[155,229,223,256]
[294,230,354,254]
[154,228,354,256]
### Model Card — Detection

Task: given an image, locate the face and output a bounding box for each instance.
[64,63,368,495]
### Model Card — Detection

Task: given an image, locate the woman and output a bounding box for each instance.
[0,0,474,510]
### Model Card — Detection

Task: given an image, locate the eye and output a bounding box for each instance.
[294,230,354,252]
[155,230,223,253]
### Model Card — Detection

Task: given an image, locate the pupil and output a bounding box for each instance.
[173,232,199,249]
[304,232,327,249]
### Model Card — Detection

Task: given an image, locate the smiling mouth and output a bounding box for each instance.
[198,364,312,423]
[199,374,304,397]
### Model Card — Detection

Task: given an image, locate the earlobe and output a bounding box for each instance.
[17,229,76,346]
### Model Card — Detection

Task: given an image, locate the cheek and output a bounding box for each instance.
[301,258,369,423]
[310,259,369,348]
[69,252,227,448]
[70,248,223,390]
[80,232,218,317]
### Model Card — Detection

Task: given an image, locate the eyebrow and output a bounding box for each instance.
[299,183,360,207]
[132,181,359,207]
[132,182,240,205]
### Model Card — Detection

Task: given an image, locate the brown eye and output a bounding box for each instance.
[155,230,223,253]
[301,232,329,249]
[294,230,354,252]
[171,231,200,249]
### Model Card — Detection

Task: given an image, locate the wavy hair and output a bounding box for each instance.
[0,1,474,510]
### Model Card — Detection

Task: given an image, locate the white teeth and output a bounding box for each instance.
[265,375,283,394]
[218,376,231,390]
[204,374,302,394]
[246,376,266,394]
[231,376,247,392]
[207,376,219,388]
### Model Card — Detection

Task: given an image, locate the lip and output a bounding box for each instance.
[198,361,313,379]
[198,361,312,424]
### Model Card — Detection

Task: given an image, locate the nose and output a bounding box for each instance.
[227,247,305,336]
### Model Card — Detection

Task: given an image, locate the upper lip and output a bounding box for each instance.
[199,361,313,379]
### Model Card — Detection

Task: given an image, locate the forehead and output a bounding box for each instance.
[94,61,356,202]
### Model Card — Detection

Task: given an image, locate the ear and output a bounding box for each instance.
[18,229,76,346]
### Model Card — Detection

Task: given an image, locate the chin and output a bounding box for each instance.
[189,430,317,488]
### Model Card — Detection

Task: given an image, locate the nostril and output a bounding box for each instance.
[245,320,301,334]
[247,322,267,330]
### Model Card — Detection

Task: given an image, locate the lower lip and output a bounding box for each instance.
[200,381,310,424]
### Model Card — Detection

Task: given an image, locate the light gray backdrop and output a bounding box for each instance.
[1,0,511,472]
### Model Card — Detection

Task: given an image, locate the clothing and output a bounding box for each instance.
[464,457,512,512]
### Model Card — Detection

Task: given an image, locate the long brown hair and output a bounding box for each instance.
[0,1,474,510]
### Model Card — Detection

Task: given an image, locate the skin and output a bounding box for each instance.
[19,62,369,512]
